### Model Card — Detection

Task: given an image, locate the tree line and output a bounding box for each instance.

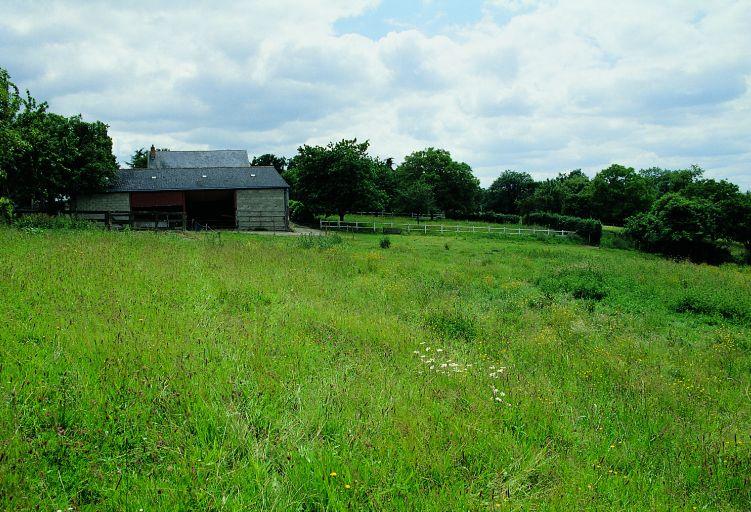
[1,66,749,263]
[249,141,751,262]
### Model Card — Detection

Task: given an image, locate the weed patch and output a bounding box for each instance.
[425,308,477,341]
[536,264,608,301]
[297,233,343,249]
[674,290,751,325]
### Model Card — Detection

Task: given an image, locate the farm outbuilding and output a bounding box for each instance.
[74,146,290,230]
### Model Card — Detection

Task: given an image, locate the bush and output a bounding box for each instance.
[14,213,98,230]
[624,193,731,264]
[288,199,317,226]
[380,236,391,249]
[523,212,602,245]
[0,197,13,224]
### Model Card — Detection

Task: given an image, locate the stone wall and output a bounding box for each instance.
[236,188,288,231]
[74,193,131,212]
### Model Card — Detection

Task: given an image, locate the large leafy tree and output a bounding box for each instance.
[396,178,436,221]
[588,164,654,225]
[0,68,24,197]
[518,170,591,217]
[286,139,385,220]
[396,148,480,217]
[640,166,703,196]
[484,170,535,214]
[1,67,117,211]
[251,153,287,173]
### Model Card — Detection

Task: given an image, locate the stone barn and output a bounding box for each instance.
[74,146,289,230]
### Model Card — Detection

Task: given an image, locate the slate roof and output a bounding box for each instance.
[109,166,289,192]
[149,150,250,169]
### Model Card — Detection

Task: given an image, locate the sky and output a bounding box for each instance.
[2,0,750,190]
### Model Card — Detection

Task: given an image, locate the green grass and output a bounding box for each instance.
[1,228,750,510]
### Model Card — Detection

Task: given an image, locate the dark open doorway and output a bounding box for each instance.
[185,190,236,229]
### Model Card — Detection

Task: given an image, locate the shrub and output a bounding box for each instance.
[624,193,731,264]
[288,199,317,226]
[537,265,608,301]
[523,212,602,245]
[380,236,391,249]
[14,213,98,230]
[0,197,13,224]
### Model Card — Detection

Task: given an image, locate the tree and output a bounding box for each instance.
[517,170,591,217]
[624,193,726,263]
[285,139,385,220]
[484,171,535,214]
[588,164,654,225]
[396,148,480,217]
[396,178,436,221]
[0,68,24,198]
[640,166,703,196]
[251,153,287,173]
[127,148,148,169]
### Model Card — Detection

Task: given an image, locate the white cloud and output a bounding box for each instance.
[1,0,749,189]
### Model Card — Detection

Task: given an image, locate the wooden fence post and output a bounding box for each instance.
[104,211,112,230]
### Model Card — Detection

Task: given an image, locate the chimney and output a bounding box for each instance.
[149,144,157,160]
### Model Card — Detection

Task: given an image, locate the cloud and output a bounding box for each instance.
[1,0,749,190]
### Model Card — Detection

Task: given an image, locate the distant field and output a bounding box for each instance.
[1,228,750,510]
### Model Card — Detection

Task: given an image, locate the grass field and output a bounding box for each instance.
[1,228,750,510]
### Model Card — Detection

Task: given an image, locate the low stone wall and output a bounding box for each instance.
[236,188,288,231]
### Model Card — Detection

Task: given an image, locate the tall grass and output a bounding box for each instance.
[1,228,750,510]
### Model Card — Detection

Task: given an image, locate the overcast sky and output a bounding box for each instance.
[2,0,750,189]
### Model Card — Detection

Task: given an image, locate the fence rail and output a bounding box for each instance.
[320,219,575,237]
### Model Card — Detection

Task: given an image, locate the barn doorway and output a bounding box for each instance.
[185,190,236,229]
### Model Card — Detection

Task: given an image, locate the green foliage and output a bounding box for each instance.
[0,196,13,224]
[288,199,316,225]
[468,212,521,224]
[395,177,436,218]
[379,236,391,249]
[127,148,148,169]
[13,213,98,230]
[424,308,477,341]
[523,211,603,245]
[588,164,654,226]
[674,287,751,325]
[517,170,591,217]
[0,68,118,212]
[286,139,385,220]
[536,264,608,301]
[485,170,536,214]
[623,193,730,264]
[251,153,287,173]
[396,147,480,217]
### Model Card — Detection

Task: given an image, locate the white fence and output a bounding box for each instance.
[320,220,575,237]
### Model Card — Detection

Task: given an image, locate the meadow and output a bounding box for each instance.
[1,228,750,511]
